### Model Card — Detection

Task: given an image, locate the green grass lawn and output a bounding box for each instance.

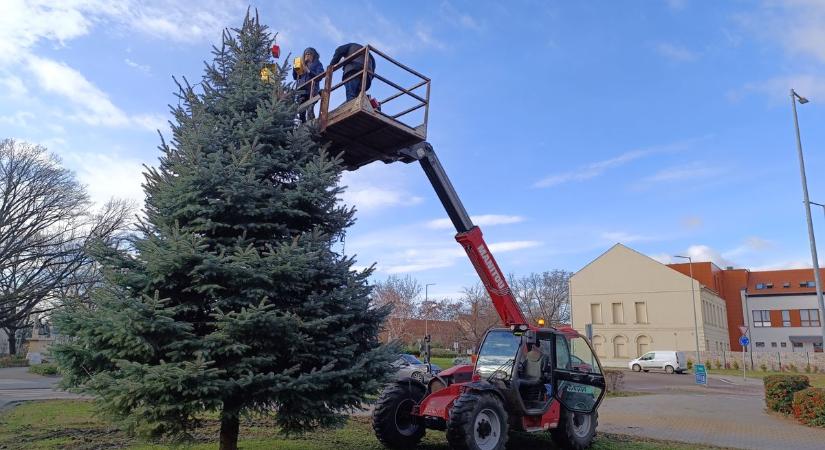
[428,357,456,370]
[707,368,825,387]
[0,399,730,450]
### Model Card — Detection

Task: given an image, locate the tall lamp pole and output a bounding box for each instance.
[791,89,825,351]
[424,283,436,336]
[674,255,701,364]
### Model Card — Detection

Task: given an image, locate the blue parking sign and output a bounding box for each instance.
[694,363,707,385]
[739,335,750,347]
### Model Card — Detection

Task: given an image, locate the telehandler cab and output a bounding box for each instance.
[306,46,605,450]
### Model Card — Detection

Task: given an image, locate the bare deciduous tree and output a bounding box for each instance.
[0,139,134,354]
[508,270,571,326]
[456,283,500,352]
[372,274,421,342]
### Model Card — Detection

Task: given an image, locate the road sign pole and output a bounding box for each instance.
[738,331,750,381]
[743,347,746,381]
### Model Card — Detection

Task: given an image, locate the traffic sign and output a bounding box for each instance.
[694,363,707,385]
[739,325,749,335]
[739,335,750,347]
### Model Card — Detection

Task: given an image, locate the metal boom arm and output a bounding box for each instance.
[400,143,528,327]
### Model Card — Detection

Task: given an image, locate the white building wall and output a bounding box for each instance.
[571,244,730,367]
[744,293,823,352]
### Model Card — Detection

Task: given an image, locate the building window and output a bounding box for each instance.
[781,342,787,348]
[753,310,771,327]
[766,283,774,288]
[756,283,765,290]
[755,342,765,348]
[801,309,821,327]
[592,335,605,357]
[802,281,817,287]
[782,310,791,327]
[635,301,648,324]
[613,335,628,358]
[612,302,624,324]
[784,282,791,288]
[590,303,602,324]
[793,342,804,349]
[771,342,777,348]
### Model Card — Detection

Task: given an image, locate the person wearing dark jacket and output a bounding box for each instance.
[293,47,324,121]
[329,43,376,101]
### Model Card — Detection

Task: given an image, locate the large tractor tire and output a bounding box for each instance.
[550,408,598,450]
[446,391,508,450]
[372,382,426,449]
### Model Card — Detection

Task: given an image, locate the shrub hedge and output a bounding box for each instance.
[793,387,825,427]
[28,363,60,376]
[0,355,28,368]
[764,375,810,414]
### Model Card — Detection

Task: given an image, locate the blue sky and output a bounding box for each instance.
[4,0,825,299]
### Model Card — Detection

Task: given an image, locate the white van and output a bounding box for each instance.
[628,351,686,374]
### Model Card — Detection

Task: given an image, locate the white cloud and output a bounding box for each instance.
[534,138,699,188]
[26,56,129,127]
[64,151,147,207]
[0,111,35,128]
[0,74,28,98]
[601,231,651,243]
[426,214,525,230]
[683,244,734,267]
[738,0,825,64]
[24,56,164,131]
[488,241,542,253]
[654,42,699,62]
[382,240,541,274]
[124,58,151,74]
[642,162,723,183]
[341,186,423,212]
[0,1,243,133]
[732,74,825,103]
[665,0,688,11]
[338,163,423,213]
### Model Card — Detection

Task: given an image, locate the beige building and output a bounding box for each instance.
[571,244,729,367]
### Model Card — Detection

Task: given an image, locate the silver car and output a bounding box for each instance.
[393,354,441,382]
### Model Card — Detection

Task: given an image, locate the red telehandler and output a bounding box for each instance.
[305,46,606,450]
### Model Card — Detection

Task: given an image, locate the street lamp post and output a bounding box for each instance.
[424,283,436,336]
[423,283,436,368]
[791,89,825,351]
[674,255,702,365]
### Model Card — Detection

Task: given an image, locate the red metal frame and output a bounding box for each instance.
[455,227,528,327]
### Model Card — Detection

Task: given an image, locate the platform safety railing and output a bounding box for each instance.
[295,45,430,133]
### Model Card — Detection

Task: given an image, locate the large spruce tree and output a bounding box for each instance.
[53,13,394,450]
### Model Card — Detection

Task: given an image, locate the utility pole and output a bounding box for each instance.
[791,88,825,351]
[674,255,701,365]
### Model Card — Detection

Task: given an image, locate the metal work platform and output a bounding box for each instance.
[297,46,430,170]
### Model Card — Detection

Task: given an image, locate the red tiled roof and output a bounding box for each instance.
[747,268,825,295]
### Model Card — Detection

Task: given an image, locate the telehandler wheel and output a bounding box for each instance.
[446,391,508,450]
[550,408,598,450]
[372,382,426,449]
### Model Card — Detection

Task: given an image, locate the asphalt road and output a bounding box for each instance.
[599,370,825,450]
[0,367,81,410]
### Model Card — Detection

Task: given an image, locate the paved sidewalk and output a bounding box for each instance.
[599,392,825,450]
[0,367,83,410]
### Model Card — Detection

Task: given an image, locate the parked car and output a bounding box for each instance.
[628,351,687,374]
[392,354,441,382]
